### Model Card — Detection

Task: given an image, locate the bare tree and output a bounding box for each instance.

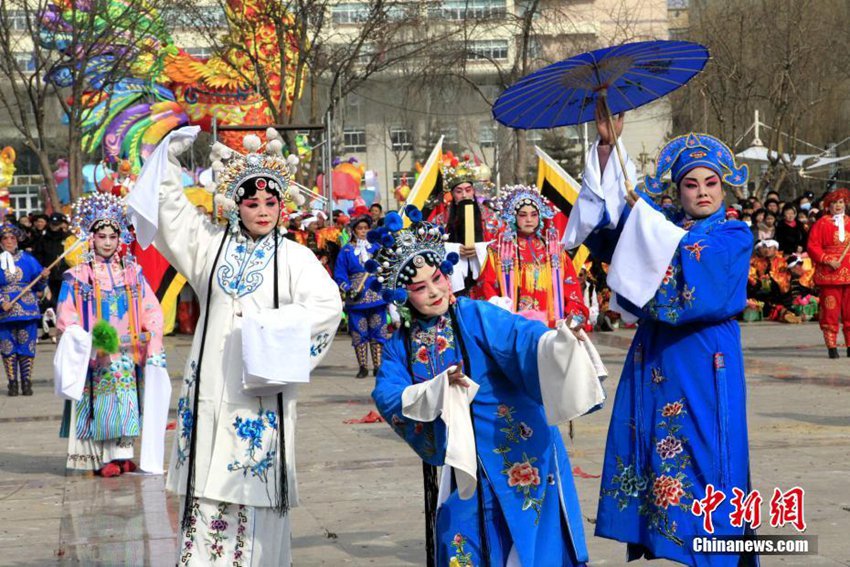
[0,0,172,203]
[674,0,850,198]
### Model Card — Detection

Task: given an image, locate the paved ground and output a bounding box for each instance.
[0,321,848,566]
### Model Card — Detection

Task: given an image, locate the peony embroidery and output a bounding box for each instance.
[653,475,685,509]
[656,435,684,460]
[227,407,278,483]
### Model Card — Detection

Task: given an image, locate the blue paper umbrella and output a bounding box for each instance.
[493,40,709,129]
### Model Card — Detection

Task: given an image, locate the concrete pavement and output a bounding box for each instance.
[0,321,848,566]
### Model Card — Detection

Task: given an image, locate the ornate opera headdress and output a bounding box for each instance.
[364,205,459,304]
[441,151,491,193]
[494,184,555,237]
[71,192,133,244]
[208,128,301,236]
[643,133,748,196]
[0,222,24,241]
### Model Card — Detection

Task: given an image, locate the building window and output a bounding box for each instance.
[185,47,213,59]
[332,2,370,24]
[10,184,41,216]
[7,10,30,31]
[429,0,506,20]
[467,40,509,61]
[13,52,35,73]
[526,129,543,145]
[343,128,367,153]
[390,127,413,152]
[392,171,415,187]
[479,121,495,148]
[440,125,458,144]
[164,6,227,30]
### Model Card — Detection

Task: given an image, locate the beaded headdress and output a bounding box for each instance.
[71,192,133,244]
[441,151,490,193]
[494,184,554,237]
[208,128,300,235]
[364,205,459,304]
[0,222,24,241]
[643,133,748,195]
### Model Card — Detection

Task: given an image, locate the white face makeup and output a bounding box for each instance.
[405,264,451,318]
[238,188,281,239]
[678,167,723,219]
[0,233,17,253]
[516,205,540,236]
[92,226,119,259]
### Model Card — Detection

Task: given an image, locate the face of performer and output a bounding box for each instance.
[678,167,723,219]
[406,264,451,318]
[829,198,845,216]
[451,182,475,204]
[92,226,119,259]
[353,221,369,240]
[0,233,18,253]
[516,205,540,236]
[238,189,280,240]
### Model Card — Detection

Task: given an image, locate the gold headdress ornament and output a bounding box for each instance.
[441,151,491,193]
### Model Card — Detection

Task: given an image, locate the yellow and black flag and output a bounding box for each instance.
[402,137,443,225]
[535,145,589,272]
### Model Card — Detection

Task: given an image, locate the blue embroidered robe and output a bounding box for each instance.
[588,202,758,567]
[334,242,387,345]
[373,297,589,566]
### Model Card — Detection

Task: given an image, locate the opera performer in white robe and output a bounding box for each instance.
[128,126,342,566]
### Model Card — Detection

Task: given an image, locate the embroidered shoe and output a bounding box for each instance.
[98,463,122,478]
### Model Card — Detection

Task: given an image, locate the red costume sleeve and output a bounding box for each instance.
[560,254,589,320]
[476,250,501,300]
[806,218,828,263]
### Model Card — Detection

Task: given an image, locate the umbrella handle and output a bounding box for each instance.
[599,93,638,203]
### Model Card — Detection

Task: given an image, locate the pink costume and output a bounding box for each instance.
[58,253,165,471]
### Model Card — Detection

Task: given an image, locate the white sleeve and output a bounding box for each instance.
[607,198,687,308]
[562,138,638,249]
[536,322,606,425]
[286,242,343,369]
[401,367,480,500]
[127,125,222,287]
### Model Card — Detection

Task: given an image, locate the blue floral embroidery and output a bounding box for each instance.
[216,233,280,297]
[310,332,331,357]
[228,407,278,482]
[175,361,197,469]
[146,351,167,367]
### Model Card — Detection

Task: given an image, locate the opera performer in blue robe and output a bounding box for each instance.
[334,213,388,378]
[562,104,758,567]
[369,205,607,567]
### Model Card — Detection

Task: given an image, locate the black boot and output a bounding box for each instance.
[828,348,839,359]
[20,380,32,396]
[846,347,850,358]
[372,367,379,377]
[7,380,18,396]
[356,365,368,379]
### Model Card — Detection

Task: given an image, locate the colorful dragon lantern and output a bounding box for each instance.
[40,0,304,173]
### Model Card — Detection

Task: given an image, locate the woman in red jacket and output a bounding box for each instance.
[807,188,850,358]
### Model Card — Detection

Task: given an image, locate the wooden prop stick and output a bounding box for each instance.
[599,91,639,202]
[6,239,85,307]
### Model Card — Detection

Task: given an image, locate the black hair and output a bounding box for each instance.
[90,219,120,233]
[370,203,383,212]
[234,175,283,204]
[781,203,797,214]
